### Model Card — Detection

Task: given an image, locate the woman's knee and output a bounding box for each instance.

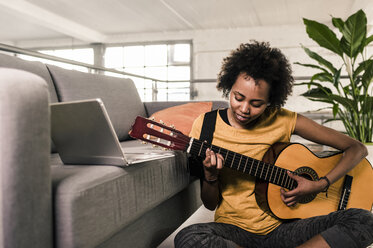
[341,208,373,225]
[174,223,212,248]
[333,208,373,247]
[174,222,239,248]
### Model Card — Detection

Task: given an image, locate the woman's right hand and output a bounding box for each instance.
[203,148,224,180]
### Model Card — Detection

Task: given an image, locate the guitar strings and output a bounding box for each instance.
[192,141,290,186]
[190,140,296,189]
[190,140,344,204]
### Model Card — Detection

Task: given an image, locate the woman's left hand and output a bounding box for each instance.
[280,171,327,207]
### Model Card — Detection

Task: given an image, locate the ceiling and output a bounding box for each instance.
[0,0,372,45]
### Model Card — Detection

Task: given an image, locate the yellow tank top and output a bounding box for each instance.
[189,108,297,235]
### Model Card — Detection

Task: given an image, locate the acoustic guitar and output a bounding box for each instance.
[129,116,373,220]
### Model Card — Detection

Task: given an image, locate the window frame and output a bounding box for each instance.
[105,40,193,101]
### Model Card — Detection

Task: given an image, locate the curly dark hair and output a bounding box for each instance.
[217,41,294,108]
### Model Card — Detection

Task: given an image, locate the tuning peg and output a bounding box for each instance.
[141,141,148,144]
[149,117,155,121]
[152,144,158,148]
[162,147,169,151]
[159,120,165,124]
[170,124,175,129]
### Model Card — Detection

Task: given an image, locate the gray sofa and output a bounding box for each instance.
[0,53,227,248]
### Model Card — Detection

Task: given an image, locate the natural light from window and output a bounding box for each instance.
[16,42,192,102]
[19,48,93,72]
[105,42,191,101]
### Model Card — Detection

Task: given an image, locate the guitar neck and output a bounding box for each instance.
[188,138,297,190]
[128,116,296,190]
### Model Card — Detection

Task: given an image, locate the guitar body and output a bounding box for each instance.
[259,143,373,219]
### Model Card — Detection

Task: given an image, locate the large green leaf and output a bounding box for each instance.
[340,37,354,58]
[359,95,373,110]
[327,95,358,112]
[354,59,373,79]
[294,62,329,74]
[302,88,357,111]
[296,81,331,89]
[301,87,333,103]
[365,34,373,46]
[303,18,343,56]
[332,104,339,118]
[311,72,333,83]
[361,96,373,113]
[342,85,351,95]
[301,46,337,73]
[302,86,332,95]
[362,60,373,88]
[333,68,341,88]
[341,9,367,58]
[303,96,334,105]
[332,17,344,33]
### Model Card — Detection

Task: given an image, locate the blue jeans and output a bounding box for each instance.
[174,208,373,248]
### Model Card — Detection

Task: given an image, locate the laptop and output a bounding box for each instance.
[50,98,174,166]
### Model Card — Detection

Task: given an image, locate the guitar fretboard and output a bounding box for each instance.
[189,138,297,190]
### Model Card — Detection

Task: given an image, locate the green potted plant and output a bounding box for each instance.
[296,9,373,162]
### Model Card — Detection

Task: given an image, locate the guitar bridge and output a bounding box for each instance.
[338,175,353,210]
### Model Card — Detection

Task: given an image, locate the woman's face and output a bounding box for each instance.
[228,73,270,129]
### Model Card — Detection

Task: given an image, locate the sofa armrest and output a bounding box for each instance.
[143,101,229,117]
[0,69,52,248]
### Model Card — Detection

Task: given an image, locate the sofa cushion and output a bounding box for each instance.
[0,53,59,103]
[47,65,146,141]
[51,140,189,248]
[149,102,213,135]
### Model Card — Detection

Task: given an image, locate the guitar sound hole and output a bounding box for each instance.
[294,166,318,204]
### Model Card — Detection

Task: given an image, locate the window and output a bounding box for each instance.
[18,48,94,72]
[105,42,192,101]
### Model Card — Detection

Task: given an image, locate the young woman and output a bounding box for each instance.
[174,41,373,248]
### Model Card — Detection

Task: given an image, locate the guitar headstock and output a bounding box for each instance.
[129,116,190,151]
